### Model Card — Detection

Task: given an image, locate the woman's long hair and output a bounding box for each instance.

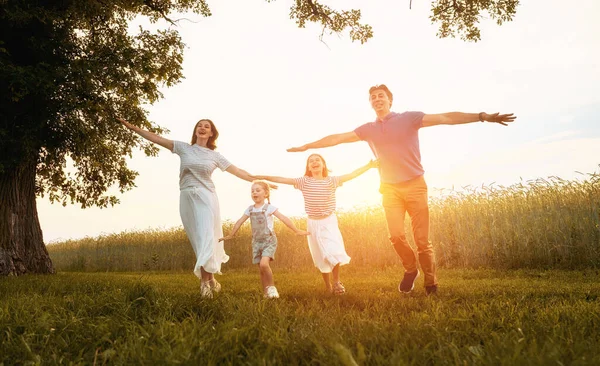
[190,118,219,150]
[304,154,329,177]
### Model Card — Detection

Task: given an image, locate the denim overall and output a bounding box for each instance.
[249,204,278,264]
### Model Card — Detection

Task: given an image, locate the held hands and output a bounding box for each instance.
[249,174,277,189]
[287,145,308,152]
[218,235,234,242]
[295,230,310,236]
[482,113,517,126]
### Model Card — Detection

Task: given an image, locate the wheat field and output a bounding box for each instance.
[47,172,600,272]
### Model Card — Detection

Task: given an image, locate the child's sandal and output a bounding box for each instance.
[333,282,346,295]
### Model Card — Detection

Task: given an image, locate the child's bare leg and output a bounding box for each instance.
[331,264,346,294]
[259,257,274,293]
[332,264,340,284]
[321,272,332,292]
[258,264,266,292]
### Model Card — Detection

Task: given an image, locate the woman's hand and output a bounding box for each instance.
[369,159,380,169]
[218,235,234,242]
[294,230,310,236]
[250,175,277,189]
[117,117,135,130]
[116,117,174,151]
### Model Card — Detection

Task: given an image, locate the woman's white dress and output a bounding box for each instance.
[173,141,230,276]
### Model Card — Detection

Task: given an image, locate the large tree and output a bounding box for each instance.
[0,0,518,275]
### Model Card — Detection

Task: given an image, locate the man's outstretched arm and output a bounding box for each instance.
[422,112,516,127]
[287,131,360,152]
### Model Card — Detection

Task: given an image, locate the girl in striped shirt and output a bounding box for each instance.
[256,154,378,294]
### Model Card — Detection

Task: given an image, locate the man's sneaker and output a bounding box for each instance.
[333,282,346,295]
[425,285,438,296]
[398,270,419,293]
[208,278,221,293]
[200,281,213,298]
[265,286,280,299]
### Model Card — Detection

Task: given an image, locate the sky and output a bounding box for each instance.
[38,0,600,243]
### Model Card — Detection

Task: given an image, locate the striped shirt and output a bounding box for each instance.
[293,176,342,217]
[172,140,231,192]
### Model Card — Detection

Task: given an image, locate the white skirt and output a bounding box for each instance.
[179,187,229,277]
[306,214,351,273]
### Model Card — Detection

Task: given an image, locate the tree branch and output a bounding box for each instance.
[143,0,177,26]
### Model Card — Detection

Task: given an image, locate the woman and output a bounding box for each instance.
[119,117,261,298]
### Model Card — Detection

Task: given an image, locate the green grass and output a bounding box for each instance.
[26,171,600,363]
[2,269,599,365]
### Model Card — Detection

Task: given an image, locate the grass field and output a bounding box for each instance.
[8,172,599,364]
[2,268,599,365]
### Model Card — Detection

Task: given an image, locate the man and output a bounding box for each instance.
[287,84,516,295]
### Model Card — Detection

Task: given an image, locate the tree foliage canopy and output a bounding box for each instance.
[430,0,519,41]
[0,0,519,209]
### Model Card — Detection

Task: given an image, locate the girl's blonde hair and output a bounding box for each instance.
[252,180,271,204]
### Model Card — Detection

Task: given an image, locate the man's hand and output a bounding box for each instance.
[287,145,308,152]
[483,113,517,126]
[294,230,310,236]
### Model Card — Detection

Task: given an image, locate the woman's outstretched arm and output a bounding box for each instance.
[118,117,174,151]
[225,165,256,182]
[226,166,278,189]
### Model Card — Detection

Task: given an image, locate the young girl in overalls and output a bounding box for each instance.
[256,155,378,295]
[220,180,309,298]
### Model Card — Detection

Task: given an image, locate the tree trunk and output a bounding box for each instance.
[0,155,54,275]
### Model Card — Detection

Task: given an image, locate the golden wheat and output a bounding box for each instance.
[48,172,600,271]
